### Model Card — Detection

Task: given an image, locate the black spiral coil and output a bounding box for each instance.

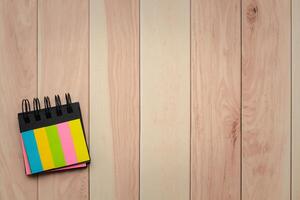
[33,98,41,120]
[44,96,51,118]
[21,93,73,123]
[65,93,73,113]
[22,99,31,123]
[55,95,62,116]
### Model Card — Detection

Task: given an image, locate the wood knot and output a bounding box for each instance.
[230,119,239,146]
[246,3,258,24]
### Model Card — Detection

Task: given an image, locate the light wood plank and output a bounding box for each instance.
[38,0,89,199]
[0,1,37,199]
[293,0,300,199]
[90,0,114,199]
[90,0,140,199]
[140,0,190,199]
[191,0,241,199]
[242,0,291,199]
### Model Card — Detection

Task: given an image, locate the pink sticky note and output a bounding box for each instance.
[58,163,86,170]
[57,122,78,165]
[20,136,31,175]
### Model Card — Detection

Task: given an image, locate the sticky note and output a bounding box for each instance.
[34,128,55,170]
[45,125,66,168]
[68,119,90,162]
[57,122,78,165]
[22,130,43,174]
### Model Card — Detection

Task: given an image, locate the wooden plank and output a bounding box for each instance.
[37,0,89,199]
[0,0,37,199]
[191,0,241,199]
[90,0,114,199]
[242,0,291,199]
[90,0,140,199]
[140,0,190,199]
[293,0,300,199]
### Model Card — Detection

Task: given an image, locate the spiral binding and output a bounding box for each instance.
[21,93,74,123]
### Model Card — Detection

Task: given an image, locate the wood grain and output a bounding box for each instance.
[37,0,89,199]
[0,0,296,199]
[90,0,140,199]
[242,0,291,199]
[140,0,190,199]
[0,0,37,199]
[191,0,241,199]
[90,0,114,199]
[293,0,300,199]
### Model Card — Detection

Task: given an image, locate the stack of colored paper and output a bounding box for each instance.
[21,119,90,175]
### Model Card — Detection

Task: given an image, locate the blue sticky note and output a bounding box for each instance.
[22,130,43,174]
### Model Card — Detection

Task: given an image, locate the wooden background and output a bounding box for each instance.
[0,0,297,199]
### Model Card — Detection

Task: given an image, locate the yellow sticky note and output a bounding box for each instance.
[34,128,55,170]
[68,119,90,162]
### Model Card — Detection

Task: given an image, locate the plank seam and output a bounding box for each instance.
[88,0,91,199]
[240,0,243,199]
[189,0,192,199]
[37,0,39,199]
[139,0,141,199]
[290,0,293,198]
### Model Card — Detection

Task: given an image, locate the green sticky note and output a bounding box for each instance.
[45,125,66,167]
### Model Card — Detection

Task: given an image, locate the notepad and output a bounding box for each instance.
[18,94,90,175]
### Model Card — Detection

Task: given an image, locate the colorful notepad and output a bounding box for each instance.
[18,94,90,175]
